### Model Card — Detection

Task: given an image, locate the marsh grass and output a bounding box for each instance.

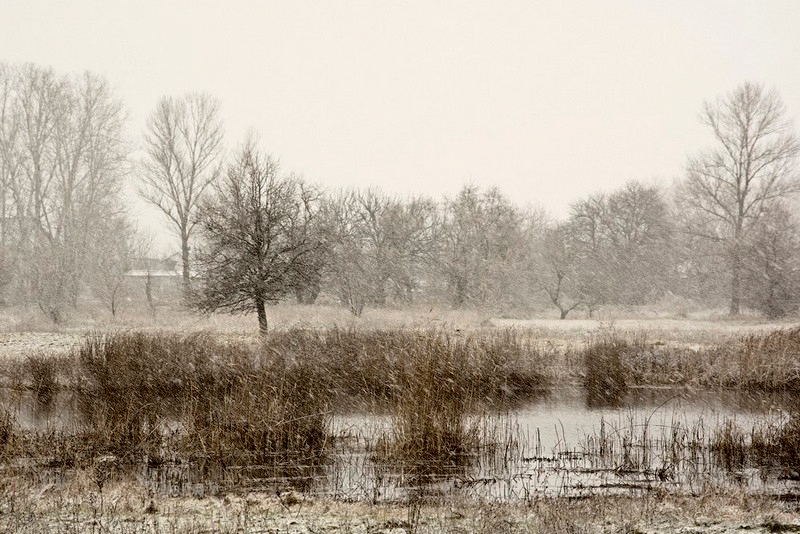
[734,327,800,390]
[710,420,748,471]
[0,328,546,482]
[266,327,549,403]
[660,326,800,390]
[0,407,12,453]
[23,353,60,402]
[285,328,547,465]
[71,332,332,466]
[378,338,479,465]
[6,326,800,502]
[578,326,800,391]
[577,409,800,483]
[180,365,331,465]
[580,415,702,477]
[746,412,800,472]
[583,335,627,398]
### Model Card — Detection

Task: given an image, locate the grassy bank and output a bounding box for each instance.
[579,325,800,391]
[0,474,797,533]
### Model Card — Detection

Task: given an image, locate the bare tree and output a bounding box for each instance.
[321,188,439,315]
[0,63,16,303]
[53,71,129,307]
[0,64,66,306]
[741,204,800,318]
[534,223,584,319]
[192,141,322,334]
[566,194,614,313]
[320,189,376,316]
[92,217,150,316]
[139,93,224,288]
[0,63,128,319]
[682,82,800,315]
[567,182,674,307]
[438,186,530,308]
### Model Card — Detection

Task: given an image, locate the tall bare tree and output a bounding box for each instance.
[0,63,16,301]
[0,64,65,305]
[139,93,224,287]
[438,186,531,308]
[53,72,128,307]
[0,63,128,319]
[682,82,800,315]
[192,141,322,334]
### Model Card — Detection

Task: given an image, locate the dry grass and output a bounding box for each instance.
[571,326,800,391]
[264,327,550,402]
[0,474,796,533]
[0,328,547,476]
[2,323,800,518]
[583,334,628,399]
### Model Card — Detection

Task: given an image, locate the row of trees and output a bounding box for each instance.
[179,82,800,330]
[1,62,798,329]
[186,161,800,332]
[0,63,138,320]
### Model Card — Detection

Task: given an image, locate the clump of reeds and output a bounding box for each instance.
[561,415,767,478]
[67,332,233,461]
[572,327,800,391]
[74,331,253,401]
[24,353,59,402]
[710,420,747,471]
[747,412,800,472]
[706,412,800,475]
[181,357,331,464]
[583,335,627,398]
[383,338,479,465]
[468,329,549,400]
[265,328,544,466]
[613,334,700,387]
[0,328,547,484]
[0,408,12,451]
[266,327,549,404]
[734,327,800,390]
[266,328,400,400]
[70,331,331,465]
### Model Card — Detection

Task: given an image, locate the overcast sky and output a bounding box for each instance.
[2,0,800,251]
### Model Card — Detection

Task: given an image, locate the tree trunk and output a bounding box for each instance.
[255,296,268,335]
[729,255,741,316]
[729,240,742,316]
[560,309,568,320]
[181,232,191,289]
[454,275,467,306]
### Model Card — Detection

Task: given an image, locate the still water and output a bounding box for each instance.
[2,387,798,502]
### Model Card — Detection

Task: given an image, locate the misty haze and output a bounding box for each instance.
[2,1,800,532]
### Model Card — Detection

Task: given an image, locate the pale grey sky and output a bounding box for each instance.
[2,1,800,252]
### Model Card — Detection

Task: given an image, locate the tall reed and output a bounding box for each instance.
[583,335,627,398]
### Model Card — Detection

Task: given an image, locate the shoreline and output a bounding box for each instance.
[2,476,799,533]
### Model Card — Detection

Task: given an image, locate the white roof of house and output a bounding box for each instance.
[125,269,182,278]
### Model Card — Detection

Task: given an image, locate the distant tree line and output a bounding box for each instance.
[2,63,799,329]
[0,63,137,320]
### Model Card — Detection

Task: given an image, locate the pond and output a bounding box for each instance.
[2,386,799,502]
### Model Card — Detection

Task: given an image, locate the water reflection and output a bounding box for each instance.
[585,388,625,409]
[1,386,799,502]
